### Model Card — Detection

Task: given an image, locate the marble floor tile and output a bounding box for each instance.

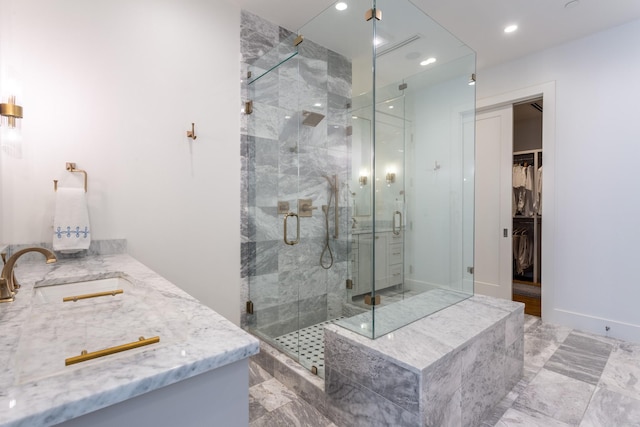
[599,340,640,401]
[249,318,640,427]
[250,360,274,387]
[250,378,299,412]
[524,322,572,371]
[579,387,640,427]
[524,314,542,332]
[544,331,613,385]
[514,368,595,425]
[494,407,573,427]
[250,398,337,427]
[250,395,269,421]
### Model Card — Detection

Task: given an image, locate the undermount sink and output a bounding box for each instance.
[33,275,133,304]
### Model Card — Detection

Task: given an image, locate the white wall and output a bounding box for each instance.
[477,19,640,341]
[409,74,475,291]
[0,0,242,324]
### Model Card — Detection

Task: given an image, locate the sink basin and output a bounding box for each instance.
[34,276,133,304]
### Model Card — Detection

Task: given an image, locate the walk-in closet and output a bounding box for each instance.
[512,98,543,316]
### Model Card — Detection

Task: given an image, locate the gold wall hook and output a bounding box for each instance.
[187,122,197,140]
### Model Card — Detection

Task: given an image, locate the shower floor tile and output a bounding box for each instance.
[274,318,344,378]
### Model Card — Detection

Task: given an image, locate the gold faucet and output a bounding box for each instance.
[0,247,57,303]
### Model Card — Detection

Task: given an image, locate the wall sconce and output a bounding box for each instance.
[468,73,476,86]
[0,95,23,129]
[386,172,396,186]
[359,175,368,187]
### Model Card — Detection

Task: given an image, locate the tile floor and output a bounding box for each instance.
[274,318,344,378]
[249,315,640,426]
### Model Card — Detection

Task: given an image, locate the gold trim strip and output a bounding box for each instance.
[65,336,160,366]
[62,289,124,302]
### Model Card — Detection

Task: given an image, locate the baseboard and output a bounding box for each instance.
[550,308,640,343]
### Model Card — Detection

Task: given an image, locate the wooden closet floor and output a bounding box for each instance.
[513,292,541,317]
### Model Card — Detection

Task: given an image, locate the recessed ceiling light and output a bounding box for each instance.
[314,103,322,107]
[564,0,580,8]
[504,24,518,34]
[420,57,436,66]
[335,2,347,11]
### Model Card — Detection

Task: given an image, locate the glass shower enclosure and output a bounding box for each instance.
[241,0,475,376]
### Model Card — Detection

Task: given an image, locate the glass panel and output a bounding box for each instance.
[246,51,303,361]
[369,0,476,338]
[298,0,376,338]
[246,0,475,344]
[247,32,300,85]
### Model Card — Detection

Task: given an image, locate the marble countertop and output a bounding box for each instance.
[0,253,259,427]
[329,293,523,372]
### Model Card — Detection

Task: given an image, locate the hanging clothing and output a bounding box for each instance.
[513,163,536,217]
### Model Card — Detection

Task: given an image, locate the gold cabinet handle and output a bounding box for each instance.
[284,212,300,245]
[65,336,160,366]
[63,289,123,302]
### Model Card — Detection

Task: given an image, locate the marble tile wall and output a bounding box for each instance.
[240,10,352,337]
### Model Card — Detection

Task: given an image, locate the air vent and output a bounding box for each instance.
[377,34,421,57]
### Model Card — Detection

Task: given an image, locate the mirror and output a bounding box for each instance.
[350,92,406,219]
[350,110,372,217]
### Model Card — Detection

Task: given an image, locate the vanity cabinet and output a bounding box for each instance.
[351,230,403,296]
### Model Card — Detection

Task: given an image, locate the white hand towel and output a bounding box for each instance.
[53,187,91,252]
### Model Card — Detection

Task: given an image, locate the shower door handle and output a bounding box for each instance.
[284,212,300,245]
[393,210,402,235]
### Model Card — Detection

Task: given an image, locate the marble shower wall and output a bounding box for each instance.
[240,11,352,337]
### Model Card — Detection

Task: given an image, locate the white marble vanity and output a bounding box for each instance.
[0,251,259,427]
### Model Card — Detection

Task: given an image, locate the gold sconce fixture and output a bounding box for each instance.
[0,95,23,128]
[386,172,396,186]
[359,175,368,187]
[186,123,197,140]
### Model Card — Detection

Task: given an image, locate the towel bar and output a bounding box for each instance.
[53,162,88,192]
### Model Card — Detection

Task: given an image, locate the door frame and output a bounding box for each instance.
[476,81,556,320]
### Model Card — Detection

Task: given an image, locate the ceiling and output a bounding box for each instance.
[233,0,640,70]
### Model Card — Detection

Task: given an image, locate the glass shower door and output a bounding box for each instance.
[245,29,351,375]
[245,33,305,364]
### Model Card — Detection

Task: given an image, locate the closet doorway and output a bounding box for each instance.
[475,96,544,317]
[511,99,543,316]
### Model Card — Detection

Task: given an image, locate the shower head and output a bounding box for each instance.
[302,110,325,127]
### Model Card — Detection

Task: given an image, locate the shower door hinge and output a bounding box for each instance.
[346,279,353,289]
[246,300,254,314]
[365,8,382,21]
[364,294,381,306]
[244,100,253,115]
[467,266,474,275]
[399,83,408,91]
[247,71,252,79]
[293,34,304,46]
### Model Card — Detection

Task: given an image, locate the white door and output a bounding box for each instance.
[475,106,513,299]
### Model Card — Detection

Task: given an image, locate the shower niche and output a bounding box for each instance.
[241,0,476,369]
